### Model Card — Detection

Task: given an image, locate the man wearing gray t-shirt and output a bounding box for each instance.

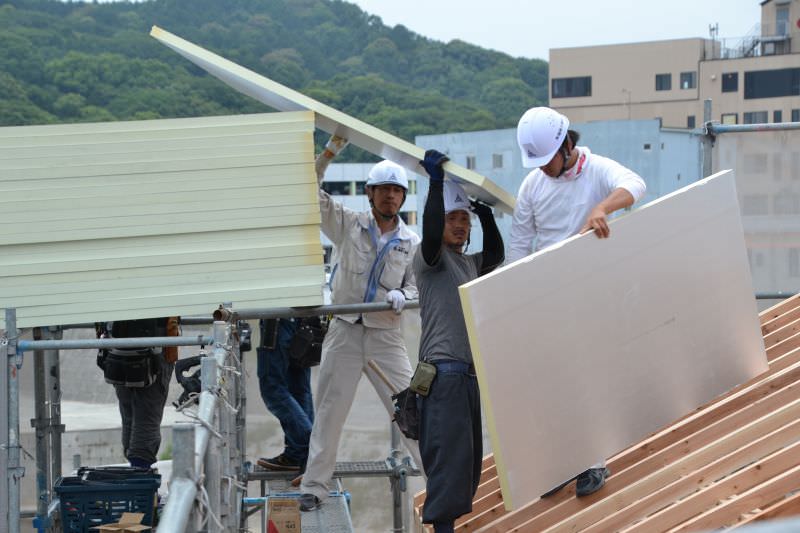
[414,149,504,533]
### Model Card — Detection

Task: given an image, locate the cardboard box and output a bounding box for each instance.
[91,512,151,532]
[267,498,300,533]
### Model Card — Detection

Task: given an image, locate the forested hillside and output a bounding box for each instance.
[0,0,548,156]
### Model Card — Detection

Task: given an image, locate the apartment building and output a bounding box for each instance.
[549,0,800,128]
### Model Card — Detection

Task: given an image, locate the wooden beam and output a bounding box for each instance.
[556,418,800,532]
[671,462,800,532]
[476,397,800,532]
[729,491,800,527]
[760,293,800,326]
[763,315,800,349]
[762,302,800,335]
[767,329,800,362]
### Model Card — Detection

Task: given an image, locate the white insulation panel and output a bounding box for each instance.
[459,170,768,509]
[149,25,516,214]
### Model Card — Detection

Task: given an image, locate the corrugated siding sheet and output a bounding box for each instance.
[0,111,324,328]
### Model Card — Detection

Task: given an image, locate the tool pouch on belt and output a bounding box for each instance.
[102,348,161,388]
[95,317,172,387]
[409,361,437,397]
[392,388,420,440]
[288,317,328,368]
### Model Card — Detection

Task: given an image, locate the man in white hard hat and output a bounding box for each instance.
[509,107,646,497]
[414,149,504,533]
[297,137,423,512]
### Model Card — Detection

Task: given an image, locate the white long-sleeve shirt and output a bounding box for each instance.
[507,147,646,263]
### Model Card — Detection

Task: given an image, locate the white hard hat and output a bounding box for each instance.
[516,107,569,168]
[444,180,472,214]
[366,160,409,191]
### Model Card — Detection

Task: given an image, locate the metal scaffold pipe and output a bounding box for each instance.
[5,309,21,533]
[707,121,800,134]
[17,335,215,353]
[234,300,419,320]
[159,321,236,532]
[158,423,197,533]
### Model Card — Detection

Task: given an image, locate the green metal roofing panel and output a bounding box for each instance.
[0,111,324,328]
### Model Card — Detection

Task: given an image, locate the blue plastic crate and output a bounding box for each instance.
[54,468,160,533]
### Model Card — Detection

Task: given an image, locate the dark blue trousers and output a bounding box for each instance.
[419,364,483,529]
[257,319,314,463]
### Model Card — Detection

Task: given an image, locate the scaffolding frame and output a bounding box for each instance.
[2,300,422,533]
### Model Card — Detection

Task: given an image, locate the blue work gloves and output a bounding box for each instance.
[420,149,449,184]
[470,199,493,217]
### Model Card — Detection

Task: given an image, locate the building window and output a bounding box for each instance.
[777,6,790,36]
[722,72,738,92]
[792,109,800,122]
[743,153,768,173]
[408,180,417,195]
[687,115,696,129]
[492,153,504,169]
[774,153,784,180]
[466,155,476,170]
[743,111,768,124]
[791,249,800,277]
[721,113,738,124]
[643,143,652,151]
[774,110,783,123]
[655,73,672,91]
[322,181,352,195]
[774,193,799,214]
[741,194,769,215]
[744,68,800,99]
[551,76,592,98]
[680,71,697,89]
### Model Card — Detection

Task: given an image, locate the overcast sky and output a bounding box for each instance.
[347,0,763,61]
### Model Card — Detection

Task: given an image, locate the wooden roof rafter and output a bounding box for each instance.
[414,295,800,532]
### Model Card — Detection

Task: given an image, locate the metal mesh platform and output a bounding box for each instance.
[262,493,353,533]
[248,460,405,481]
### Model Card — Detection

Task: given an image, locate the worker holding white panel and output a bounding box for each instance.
[414,150,504,533]
[297,137,424,512]
[509,106,646,496]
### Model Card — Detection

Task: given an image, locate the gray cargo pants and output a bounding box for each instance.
[114,355,174,466]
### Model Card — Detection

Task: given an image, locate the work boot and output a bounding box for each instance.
[298,493,322,512]
[257,453,301,471]
[575,467,610,497]
[540,474,577,498]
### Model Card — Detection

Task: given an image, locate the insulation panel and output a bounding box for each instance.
[459,170,768,509]
[0,112,324,328]
[149,25,515,214]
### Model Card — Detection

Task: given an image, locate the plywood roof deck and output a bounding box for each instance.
[414,294,800,532]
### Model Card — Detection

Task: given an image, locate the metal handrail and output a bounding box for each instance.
[706,121,800,135]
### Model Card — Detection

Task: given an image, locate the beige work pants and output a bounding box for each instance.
[300,318,423,499]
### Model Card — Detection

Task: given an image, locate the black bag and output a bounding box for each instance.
[392,388,420,440]
[288,317,327,368]
[96,319,167,388]
[173,355,204,408]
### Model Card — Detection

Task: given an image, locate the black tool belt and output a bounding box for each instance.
[98,348,161,388]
